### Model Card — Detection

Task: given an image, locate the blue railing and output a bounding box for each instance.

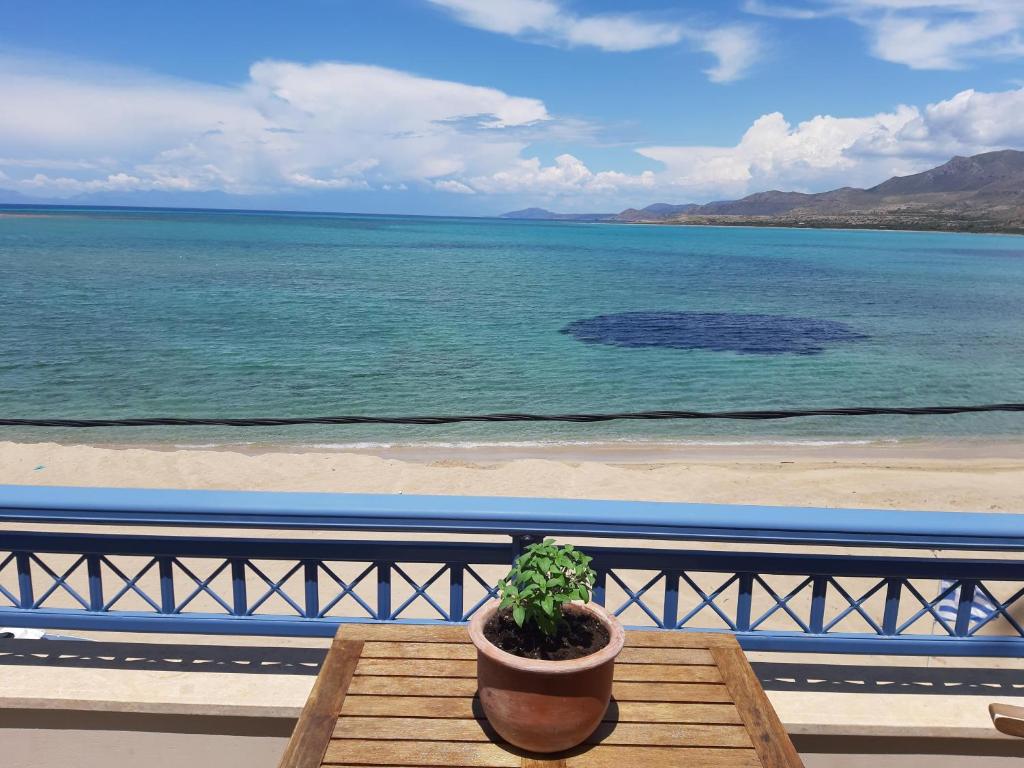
[0,485,1022,656]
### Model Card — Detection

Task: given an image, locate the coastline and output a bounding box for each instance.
[3,438,1022,512]
[597,218,1024,237]
[120,435,1024,462]
[5,204,1022,236]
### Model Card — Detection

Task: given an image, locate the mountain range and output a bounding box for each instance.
[502,150,1024,234]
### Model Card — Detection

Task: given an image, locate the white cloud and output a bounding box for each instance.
[745,0,1024,69]
[4,51,1024,209]
[425,0,681,51]
[637,85,1024,198]
[468,153,655,196]
[699,26,764,83]
[433,179,477,194]
[0,52,659,203]
[0,53,554,197]
[427,0,762,82]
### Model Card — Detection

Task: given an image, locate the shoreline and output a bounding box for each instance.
[2,439,1022,512]
[597,218,1024,237]
[101,435,1024,463]
[5,434,1024,463]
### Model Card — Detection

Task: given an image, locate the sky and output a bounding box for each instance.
[2,0,1024,215]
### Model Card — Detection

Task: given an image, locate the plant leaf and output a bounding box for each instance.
[541,594,554,615]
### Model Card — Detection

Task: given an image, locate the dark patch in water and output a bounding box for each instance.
[561,311,867,355]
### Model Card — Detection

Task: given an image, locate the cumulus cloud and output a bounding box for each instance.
[745,0,1024,70]
[427,0,762,82]
[468,153,656,196]
[4,51,1024,208]
[0,53,557,197]
[638,85,1024,198]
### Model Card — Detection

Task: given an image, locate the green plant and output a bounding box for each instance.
[497,538,597,636]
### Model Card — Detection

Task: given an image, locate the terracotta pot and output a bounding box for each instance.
[467,600,625,753]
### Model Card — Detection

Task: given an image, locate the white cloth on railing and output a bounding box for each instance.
[936,580,997,627]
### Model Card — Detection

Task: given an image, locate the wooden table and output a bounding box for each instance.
[278,624,804,768]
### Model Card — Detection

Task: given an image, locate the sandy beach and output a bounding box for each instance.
[2,440,1023,512]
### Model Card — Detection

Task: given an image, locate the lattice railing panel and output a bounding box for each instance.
[245,559,306,617]
[676,572,739,631]
[897,577,959,636]
[604,569,666,628]
[958,580,1024,638]
[2,532,1024,656]
[172,557,235,615]
[749,575,814,633]
[461,564,505,622]
[317,562,378,620]
[822,577,888,636]
[30,554,91,611]
[389,563,452,621]
[101,555,163,614]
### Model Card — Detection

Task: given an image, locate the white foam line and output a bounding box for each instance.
[284,438,894,450]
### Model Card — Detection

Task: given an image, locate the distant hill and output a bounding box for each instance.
[0,189,42,204]
[502,150,1024,234]
[500,207,616,222]
[616,203,700,222]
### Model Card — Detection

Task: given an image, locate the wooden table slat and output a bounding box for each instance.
[347,676,734,703]
[323,740,521,766]
[618,647,716,665]
[322,741,762,768]
[622,631,741,649]
[354,657,721,683]
[333,716,753,748]
[358,642,715,666]
[341,695,743,724]
[562,745,763,768]
[361,641,477,659]
[339,625,469,643]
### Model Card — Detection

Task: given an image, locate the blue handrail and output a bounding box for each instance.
[1,484,1022,550]
[2,484,1024,655]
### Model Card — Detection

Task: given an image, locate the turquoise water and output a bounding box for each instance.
[2,206,1023,446]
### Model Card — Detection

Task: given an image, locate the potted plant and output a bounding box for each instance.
[468,538,625,753]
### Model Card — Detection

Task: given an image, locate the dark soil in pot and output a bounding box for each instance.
[483,606,611,661]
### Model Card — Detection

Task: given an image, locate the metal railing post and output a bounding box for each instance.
[809,576,827,634]
[158,556,175,614]
[15,552,33,609]
[736,574,754,632]
[87,554,104,612]
[377,563,391,620]
[231,559,247,616]
[449,564,464,622]
[304,560,319,619]
[662,571,680,629]
[882,578,902,635]
[955,580,978,637]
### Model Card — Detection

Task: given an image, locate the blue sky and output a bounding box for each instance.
[2,0,1023,214]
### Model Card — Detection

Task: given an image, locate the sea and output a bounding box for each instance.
[2,205,1023,450]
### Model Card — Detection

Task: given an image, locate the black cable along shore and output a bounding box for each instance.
[1,403,1022,428]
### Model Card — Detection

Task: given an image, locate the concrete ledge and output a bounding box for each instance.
[3,636,1024,765]
[0,696,302,719]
